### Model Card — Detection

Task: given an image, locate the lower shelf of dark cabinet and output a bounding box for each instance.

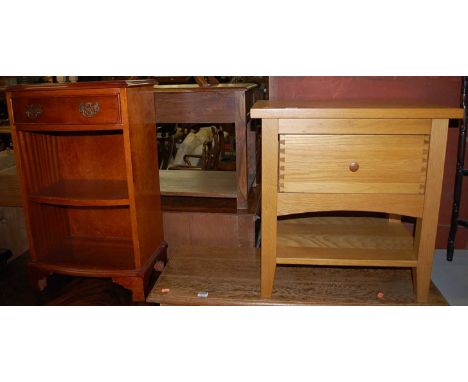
[31,236,138,277]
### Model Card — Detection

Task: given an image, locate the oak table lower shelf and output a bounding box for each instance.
[276,217,417,268]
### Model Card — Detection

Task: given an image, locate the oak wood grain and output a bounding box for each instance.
[276,248,417,267]
[277,193,424,217]
[279,134,429,194]
[261,118,278,297]
[159,170,236,198]
[276,216,416,267]
[278,118,432,135]
[147,245,446,306]
[251,100,464,119]
[413,119,450,302]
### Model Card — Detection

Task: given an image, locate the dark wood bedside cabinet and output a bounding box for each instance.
[6,80,167,302]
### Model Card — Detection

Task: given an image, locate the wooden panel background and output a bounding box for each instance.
[269,76,462,105]
[155,91,235,123]
[163,211,256,249]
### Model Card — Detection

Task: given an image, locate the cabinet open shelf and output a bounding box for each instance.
[159,170,237,198]
[34,236,136,276]
[276,216,418,267]
[30,179,129,206]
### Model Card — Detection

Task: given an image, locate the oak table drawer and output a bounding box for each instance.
[279,134,430,194]
[11,95,122,125]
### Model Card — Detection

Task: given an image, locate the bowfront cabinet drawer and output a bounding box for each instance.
[278,134,430,194]
[11,95,122,125]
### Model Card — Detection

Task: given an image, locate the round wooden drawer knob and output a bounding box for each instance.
[349,162,359,172]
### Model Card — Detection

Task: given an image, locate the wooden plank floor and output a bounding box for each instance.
[148,245,447,305]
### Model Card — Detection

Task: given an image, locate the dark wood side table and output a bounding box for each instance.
[6,80,167,301]
[154,83,258,210]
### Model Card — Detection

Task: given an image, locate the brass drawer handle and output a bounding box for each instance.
[79,102,100,117]
[349,161,359,172]
[25,104,43,120]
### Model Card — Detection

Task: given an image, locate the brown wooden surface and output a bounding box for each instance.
[277,193,424,217]
[29,179,129,206]
[251,100,463,119]
[155,91,236,123]
[161,183,261,214]
[261,118,278,297]
[235,91,249,207]
[163,210,256,249]
[276,248,417,267]
[11,94,122,125]
[277,217,414,249]
[6,82,165,302]
[268,76,462,106]
[59,132,127,180]
[413,119,450,302]
[154,83,258,210]
[278,118,432,135]
[279,134,429,194]
[123,85,165,269]
[162,195,238,213]
[162,184,260,248]
[276,217,417,267]
[154,83,257,92]
[159,170,236,198]
[147,245,447,306]
[6,80,156,92]
[32,236,135,273]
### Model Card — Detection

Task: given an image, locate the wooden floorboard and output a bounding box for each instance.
[148,245,447,306]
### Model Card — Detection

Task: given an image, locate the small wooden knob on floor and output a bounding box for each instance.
[349,161,359,172]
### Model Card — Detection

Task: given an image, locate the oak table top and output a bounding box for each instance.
[251,100,464,119]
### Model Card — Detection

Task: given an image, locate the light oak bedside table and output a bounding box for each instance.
[251,100,463,302]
